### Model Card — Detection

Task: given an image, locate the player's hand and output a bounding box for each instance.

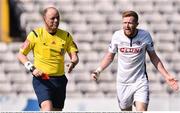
[165,76,179,91]
[66,62,76,73]
[91,71,100,81]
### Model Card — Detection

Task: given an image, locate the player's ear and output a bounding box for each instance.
[136,22,139,27]
[43,16,48,25]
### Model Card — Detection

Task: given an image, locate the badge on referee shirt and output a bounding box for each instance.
[60,44,65,55]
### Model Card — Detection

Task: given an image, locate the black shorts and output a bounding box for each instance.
[32,75,68,109]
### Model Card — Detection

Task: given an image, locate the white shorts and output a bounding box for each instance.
[116,79,149,109]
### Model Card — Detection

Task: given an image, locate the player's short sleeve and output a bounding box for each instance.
[108,32,118,53]
[66,33,78,53]
[19,31,35,55]
[146,32,154,52]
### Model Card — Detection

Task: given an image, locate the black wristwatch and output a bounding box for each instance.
[30,66,36,72]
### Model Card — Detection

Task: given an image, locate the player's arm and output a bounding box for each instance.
[148,50,179,91]
[91,51,115,81]
[67,52,79,73]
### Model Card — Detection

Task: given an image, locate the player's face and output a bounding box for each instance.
[123,16,138,38]
[44,8,59,33]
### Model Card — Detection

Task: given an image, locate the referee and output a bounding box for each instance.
[17,7,79,111]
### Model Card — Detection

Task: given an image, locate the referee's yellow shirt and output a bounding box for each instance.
[20,27,78,76]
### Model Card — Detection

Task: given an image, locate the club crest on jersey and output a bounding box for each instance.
[119,47,141,53]
[134,41,142,45]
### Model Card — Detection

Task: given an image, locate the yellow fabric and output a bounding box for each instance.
[20,27,78,76]
[1,0,12,43]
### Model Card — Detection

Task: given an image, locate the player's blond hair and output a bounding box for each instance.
[122,11,139,23]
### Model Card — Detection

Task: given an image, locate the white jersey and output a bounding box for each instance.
[109,29,154,84]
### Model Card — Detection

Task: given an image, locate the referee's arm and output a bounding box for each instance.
[17,52,29,64]
[67,52,79,73]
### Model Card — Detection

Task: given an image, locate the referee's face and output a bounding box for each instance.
[123,16,138,38]
[44,8,60,33]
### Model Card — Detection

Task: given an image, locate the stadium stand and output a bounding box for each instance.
[0,0,180,111]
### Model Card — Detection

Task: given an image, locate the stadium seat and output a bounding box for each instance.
[98,82,116,96]
[0,43,8,53]
[58,2,74,14]
[0,82,12,93]
[133,0,154,14]
[0,51,16,62]
[0,72,8,83]
[94,31,112,43]
[7,72,29,83]
[70,23,89,34]
[75,3,94,14]
[7,42,23,53]
[73,72,92,83]
[149,22,169,33]
[156,42,175,53]
[63,12,86,24]
[85,13,106,24]
[95,2,115,14]
[20,12,42,30]
[114,0,134,12]
[155,31,175,43]
[167,13,180,23]
[76,82,98,95]
[142,12,165,24]
[3,62,23,73]
[149,82,166,93]
[99,71,115,82]
[12,83,34,94]
[76,42,92,52]
[154,0,174,14]
[90,23,108,34]
[73,32,94,43]
[170,23,180,33]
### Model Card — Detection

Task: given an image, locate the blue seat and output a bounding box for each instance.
[23,99,39,111]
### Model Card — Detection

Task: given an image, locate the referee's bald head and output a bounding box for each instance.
[43,7,59,17]
[42,6,60,34]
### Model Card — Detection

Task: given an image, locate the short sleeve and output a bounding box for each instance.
[19,31,36,55]
[146,33,154,52]
[108,32,118,53]
[66,33,78,53]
